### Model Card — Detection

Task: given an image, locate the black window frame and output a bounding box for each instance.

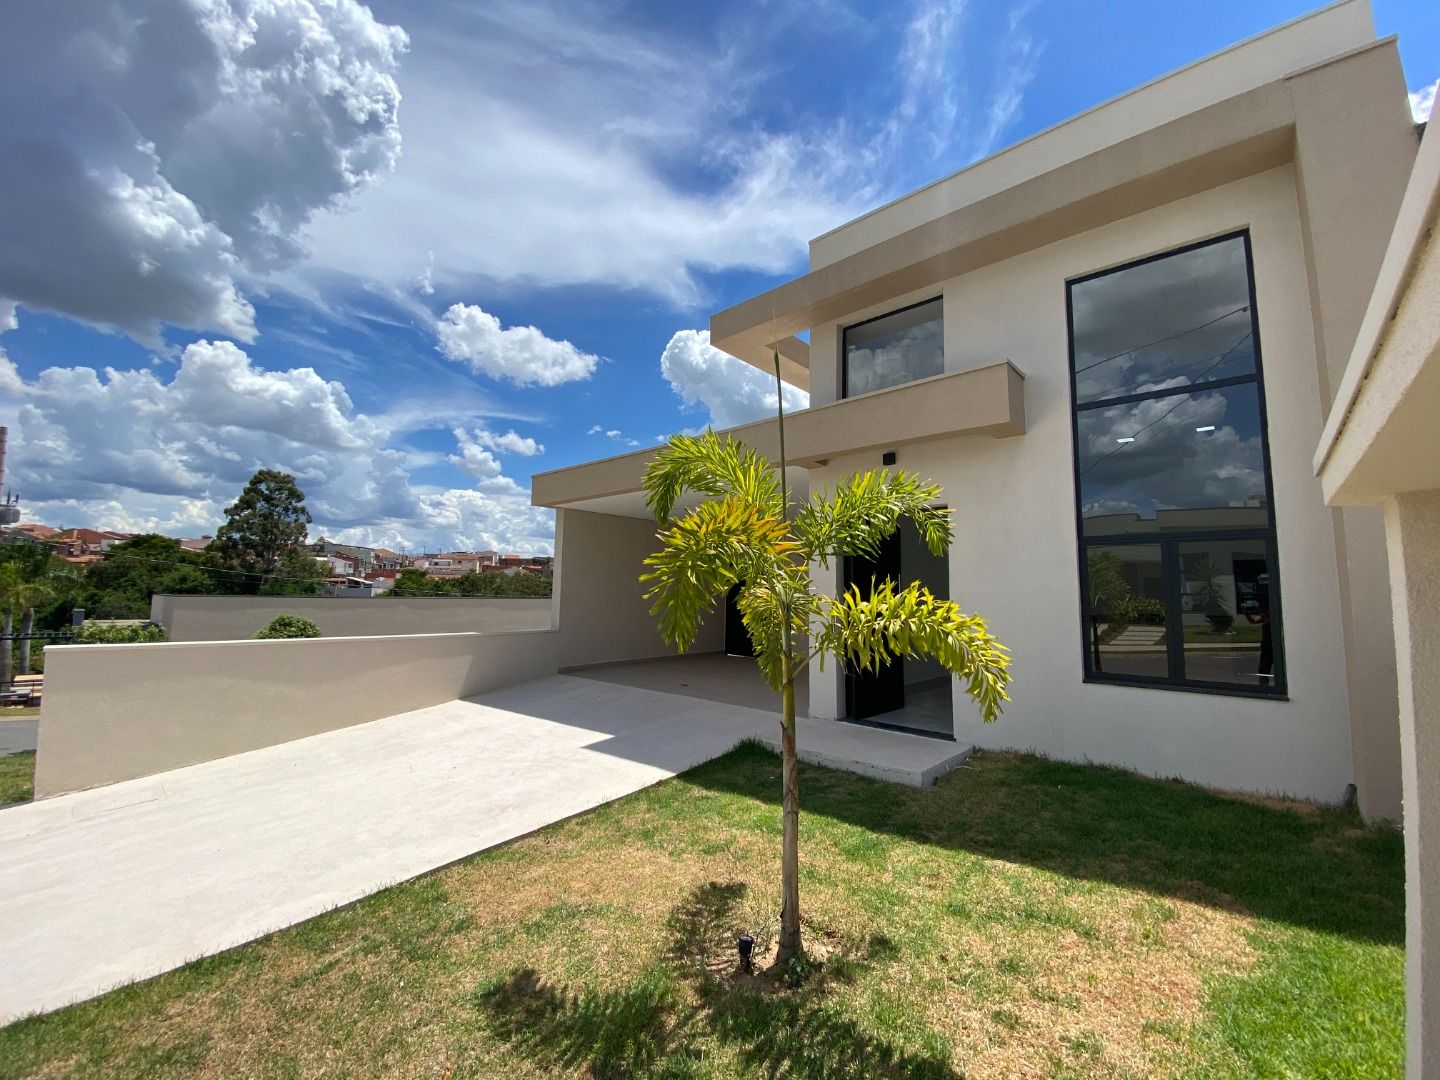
[840,295,944,399]
[1065,230,1287,699]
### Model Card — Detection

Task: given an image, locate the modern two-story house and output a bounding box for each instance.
[532,0,1424,820]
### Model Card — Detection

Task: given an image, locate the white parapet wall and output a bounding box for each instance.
[34,628,560,797]
[150,594,554,642]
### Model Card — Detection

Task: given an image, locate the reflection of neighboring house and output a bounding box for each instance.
[530,1,1419,823]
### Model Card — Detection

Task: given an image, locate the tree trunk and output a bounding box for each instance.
[0,608,12,690]
[18,607,33,676]
[776,656,802,965]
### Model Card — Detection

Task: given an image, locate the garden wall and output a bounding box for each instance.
[34,628,560,797]
[150,594,553,642]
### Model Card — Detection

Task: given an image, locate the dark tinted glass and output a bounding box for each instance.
[1071,236,1255,405]
[843,299,943,397]
[1084,544,1169,681]
[1178,539,1280,690]
[1077,383,1270,536]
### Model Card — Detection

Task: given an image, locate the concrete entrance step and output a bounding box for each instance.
[752,716,973,788]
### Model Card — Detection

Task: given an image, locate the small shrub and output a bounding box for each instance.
[74,622,168,644]
[253,614,322,640]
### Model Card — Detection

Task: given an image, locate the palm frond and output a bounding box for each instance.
[640,496,798,652]
[734,566,815,690]
[794,470,951,567]
[817,578,1012,723]
[643,432,783,522]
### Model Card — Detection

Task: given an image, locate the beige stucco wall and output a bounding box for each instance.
[150,594,553,642]
[1385,491,1440,1078]
[554,508,724,669]
[34,629,559,797]
[805,167,1366,804]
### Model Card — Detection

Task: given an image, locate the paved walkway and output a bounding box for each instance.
[0,673,971,1024]
[0,676,775,1025]
[0,716,38,757]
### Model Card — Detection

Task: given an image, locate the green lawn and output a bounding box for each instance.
[0,744,1403,1079]
[0,751,34,806]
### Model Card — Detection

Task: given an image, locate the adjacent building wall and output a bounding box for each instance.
[554,508,724,669]
[34,629,559,797]
[150,594,553,642]
[808,167,1361,804]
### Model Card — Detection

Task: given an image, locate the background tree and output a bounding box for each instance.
[641,358,1012,967]
[80,534,218,618]
[210,470,312,588]
[259,547,327,597]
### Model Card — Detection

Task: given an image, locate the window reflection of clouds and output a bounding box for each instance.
[844,300,943,397]
[1077,385,1266,530]
[1072,237,1255,404]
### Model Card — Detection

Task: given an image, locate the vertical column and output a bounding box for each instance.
[1386,490,1440,1079]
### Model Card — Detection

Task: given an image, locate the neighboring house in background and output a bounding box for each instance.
[176,536,213,553]
[49,528,133,564]
[532,0,1421,820]
[1314,114,1440,1080]
[15,523,57,542]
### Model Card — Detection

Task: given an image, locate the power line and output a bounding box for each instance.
[1073,305,1249,376]
[1079,328,1255,479]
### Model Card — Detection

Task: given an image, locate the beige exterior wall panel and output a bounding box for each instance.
[150,594,553,642]
[554,508,724,669]
[34,629,560,797]
[804,168,1360,803]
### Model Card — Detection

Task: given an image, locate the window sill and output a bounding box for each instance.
[1082,674,1288,702]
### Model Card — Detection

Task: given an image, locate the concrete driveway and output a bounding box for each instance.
[0,676,775,1025]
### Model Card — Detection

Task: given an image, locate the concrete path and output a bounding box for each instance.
[0,717,38,757]
[0,676,776,1025]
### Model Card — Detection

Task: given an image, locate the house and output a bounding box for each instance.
[1314,108,1439,1080]
[532,0,1421,819]
[14,523,57,541]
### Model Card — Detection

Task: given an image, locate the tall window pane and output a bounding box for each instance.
[1068,231,1284,697]
[1178,539,1279,689]
[1076,384,1270,536]
[1084,545,1169,681]
[1071,235,1256,405]
[843,298,943,397]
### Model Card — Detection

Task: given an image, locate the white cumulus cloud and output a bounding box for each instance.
[436,304,600,387]
[0,0,406,343]
[1412,80,1437,123]
[2,340,554,554]
[660,329,809,430]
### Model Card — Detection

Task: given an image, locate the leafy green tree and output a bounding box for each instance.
[260,546,327,597]
[640,355,1012,966]
[389,568,444,596]
[81,534,217,617]
[210,470,312,585]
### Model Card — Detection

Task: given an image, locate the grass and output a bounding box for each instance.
[0,751,34,806]
[0,745,1403,1079]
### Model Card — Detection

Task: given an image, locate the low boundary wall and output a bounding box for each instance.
[150,594,553,642]
[34,629,559,797]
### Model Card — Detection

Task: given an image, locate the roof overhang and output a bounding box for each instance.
[712,37,1401,385]
[533,359,1026,513]
[1315,119,1440,505]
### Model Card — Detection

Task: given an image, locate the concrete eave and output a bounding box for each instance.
[1315,121,1440,505]
[712,36,1400,384]
[532,360,1026,508]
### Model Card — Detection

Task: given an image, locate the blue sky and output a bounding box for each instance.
[0,0,1434,554]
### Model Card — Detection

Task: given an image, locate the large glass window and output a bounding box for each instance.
[1068,232,1284,695]
[843,298,943,397]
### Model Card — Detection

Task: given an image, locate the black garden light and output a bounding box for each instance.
[737,933,755,973]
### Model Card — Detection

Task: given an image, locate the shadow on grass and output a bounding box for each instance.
[473,880,960,1079]
[684,742,1404,946]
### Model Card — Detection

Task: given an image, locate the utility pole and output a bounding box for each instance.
[0,426,19,525]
